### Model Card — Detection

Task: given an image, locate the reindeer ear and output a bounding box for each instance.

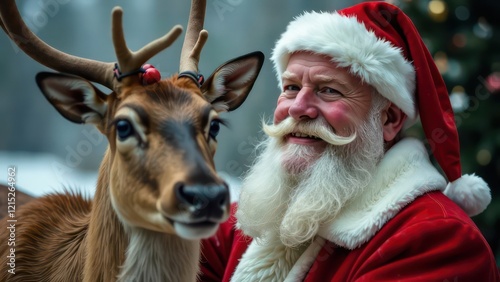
[36,72,108,125]
[202,51,264,112]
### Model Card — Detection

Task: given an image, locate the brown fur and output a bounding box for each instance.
[0,185,34,219]
[0,152,128,281]
[0,191,90,281]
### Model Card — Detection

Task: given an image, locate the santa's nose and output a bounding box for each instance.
[288,87,318,121]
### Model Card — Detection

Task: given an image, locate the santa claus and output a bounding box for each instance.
[200,2,499,281]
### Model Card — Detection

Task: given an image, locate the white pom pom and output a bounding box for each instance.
[443,174,491,216]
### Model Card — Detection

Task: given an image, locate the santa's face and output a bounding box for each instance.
[273,51,375,172]
[237,91,388,247]
[236,51,392,247]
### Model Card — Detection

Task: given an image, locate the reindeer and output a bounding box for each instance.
[0,0,263,281]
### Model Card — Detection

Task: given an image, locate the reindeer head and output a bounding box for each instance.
[0,0,263,239]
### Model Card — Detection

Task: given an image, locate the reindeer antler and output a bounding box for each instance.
[179,0,208,75]
[0,0,116,89]
[0,1,182,90]
[112,7,182,83]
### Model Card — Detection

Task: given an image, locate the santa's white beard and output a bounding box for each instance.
[236,106,386,247]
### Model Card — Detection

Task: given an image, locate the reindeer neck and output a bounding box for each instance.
[83,149,128,282]
[118,228,200,282]
[83,149,200,282]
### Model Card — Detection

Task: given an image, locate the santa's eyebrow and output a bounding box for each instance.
[282,71,350,87]
[314,74,335,83]
[281,71,299,81]
[314,74,350,86]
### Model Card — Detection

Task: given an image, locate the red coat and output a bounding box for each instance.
[200,192,499,281]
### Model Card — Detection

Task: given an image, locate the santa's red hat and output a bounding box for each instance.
[270,2,491,216]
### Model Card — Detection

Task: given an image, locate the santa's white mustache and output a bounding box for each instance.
[262,117,356,146]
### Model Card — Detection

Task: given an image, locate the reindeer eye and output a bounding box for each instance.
[116,119,134,140]
[209,120,221,140]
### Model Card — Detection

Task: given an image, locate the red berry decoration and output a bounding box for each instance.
[141,64,161,85]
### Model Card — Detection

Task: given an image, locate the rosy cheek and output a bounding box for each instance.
[322,104,353,133]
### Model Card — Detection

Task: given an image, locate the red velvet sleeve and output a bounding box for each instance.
[354,217,500,281]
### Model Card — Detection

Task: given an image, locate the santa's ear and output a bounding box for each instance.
[201,51,264,112]
[382,102,407,142]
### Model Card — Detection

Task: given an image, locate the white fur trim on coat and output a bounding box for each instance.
[284,237,326,282]
[230,236,309,282]
[271,11,417,123]
[443,174,491,216]
[231,236,326,282]
[318,138,446,249]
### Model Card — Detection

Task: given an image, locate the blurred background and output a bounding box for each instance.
[0,0,498,265]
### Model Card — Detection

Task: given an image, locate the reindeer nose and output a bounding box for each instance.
[175,182,229,220]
